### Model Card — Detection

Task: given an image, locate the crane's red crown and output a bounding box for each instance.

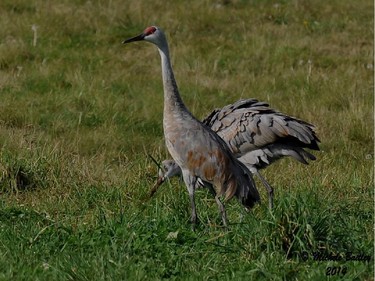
[144,26,157,36]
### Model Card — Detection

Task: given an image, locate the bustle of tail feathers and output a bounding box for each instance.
[222,160,261,209]
[202,99,320,154]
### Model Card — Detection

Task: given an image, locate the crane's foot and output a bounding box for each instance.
[268,189,274,210]
[190,213,199,231]
[221,214,228,228]
[190,220,199,231]
[266,183,274,210]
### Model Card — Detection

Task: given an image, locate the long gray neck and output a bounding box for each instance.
[157,44,187,117]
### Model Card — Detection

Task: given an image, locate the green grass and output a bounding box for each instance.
[0,0,373,280]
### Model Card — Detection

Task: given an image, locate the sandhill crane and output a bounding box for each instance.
[150,99,320,209]
[123,26,260,227]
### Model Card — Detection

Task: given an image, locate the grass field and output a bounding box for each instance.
[0,0,373,280]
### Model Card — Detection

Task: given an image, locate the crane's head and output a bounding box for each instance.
[123,26,166,47]
[158,159,182,179]
[149,159,182,197]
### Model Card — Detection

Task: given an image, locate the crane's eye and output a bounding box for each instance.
[144,26,157,35]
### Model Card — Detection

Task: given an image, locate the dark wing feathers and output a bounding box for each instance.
[202,98,320,169]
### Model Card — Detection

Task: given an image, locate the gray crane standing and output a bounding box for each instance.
[151,99,320,209]
[123,26,260,227]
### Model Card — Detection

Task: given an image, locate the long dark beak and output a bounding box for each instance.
[149,176,165,197]
[122,33,145,44]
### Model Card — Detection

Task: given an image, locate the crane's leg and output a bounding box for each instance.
[207,184,228,227]
[215,195,228,227]
[254,170,274,209]
[182,170,198,229]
